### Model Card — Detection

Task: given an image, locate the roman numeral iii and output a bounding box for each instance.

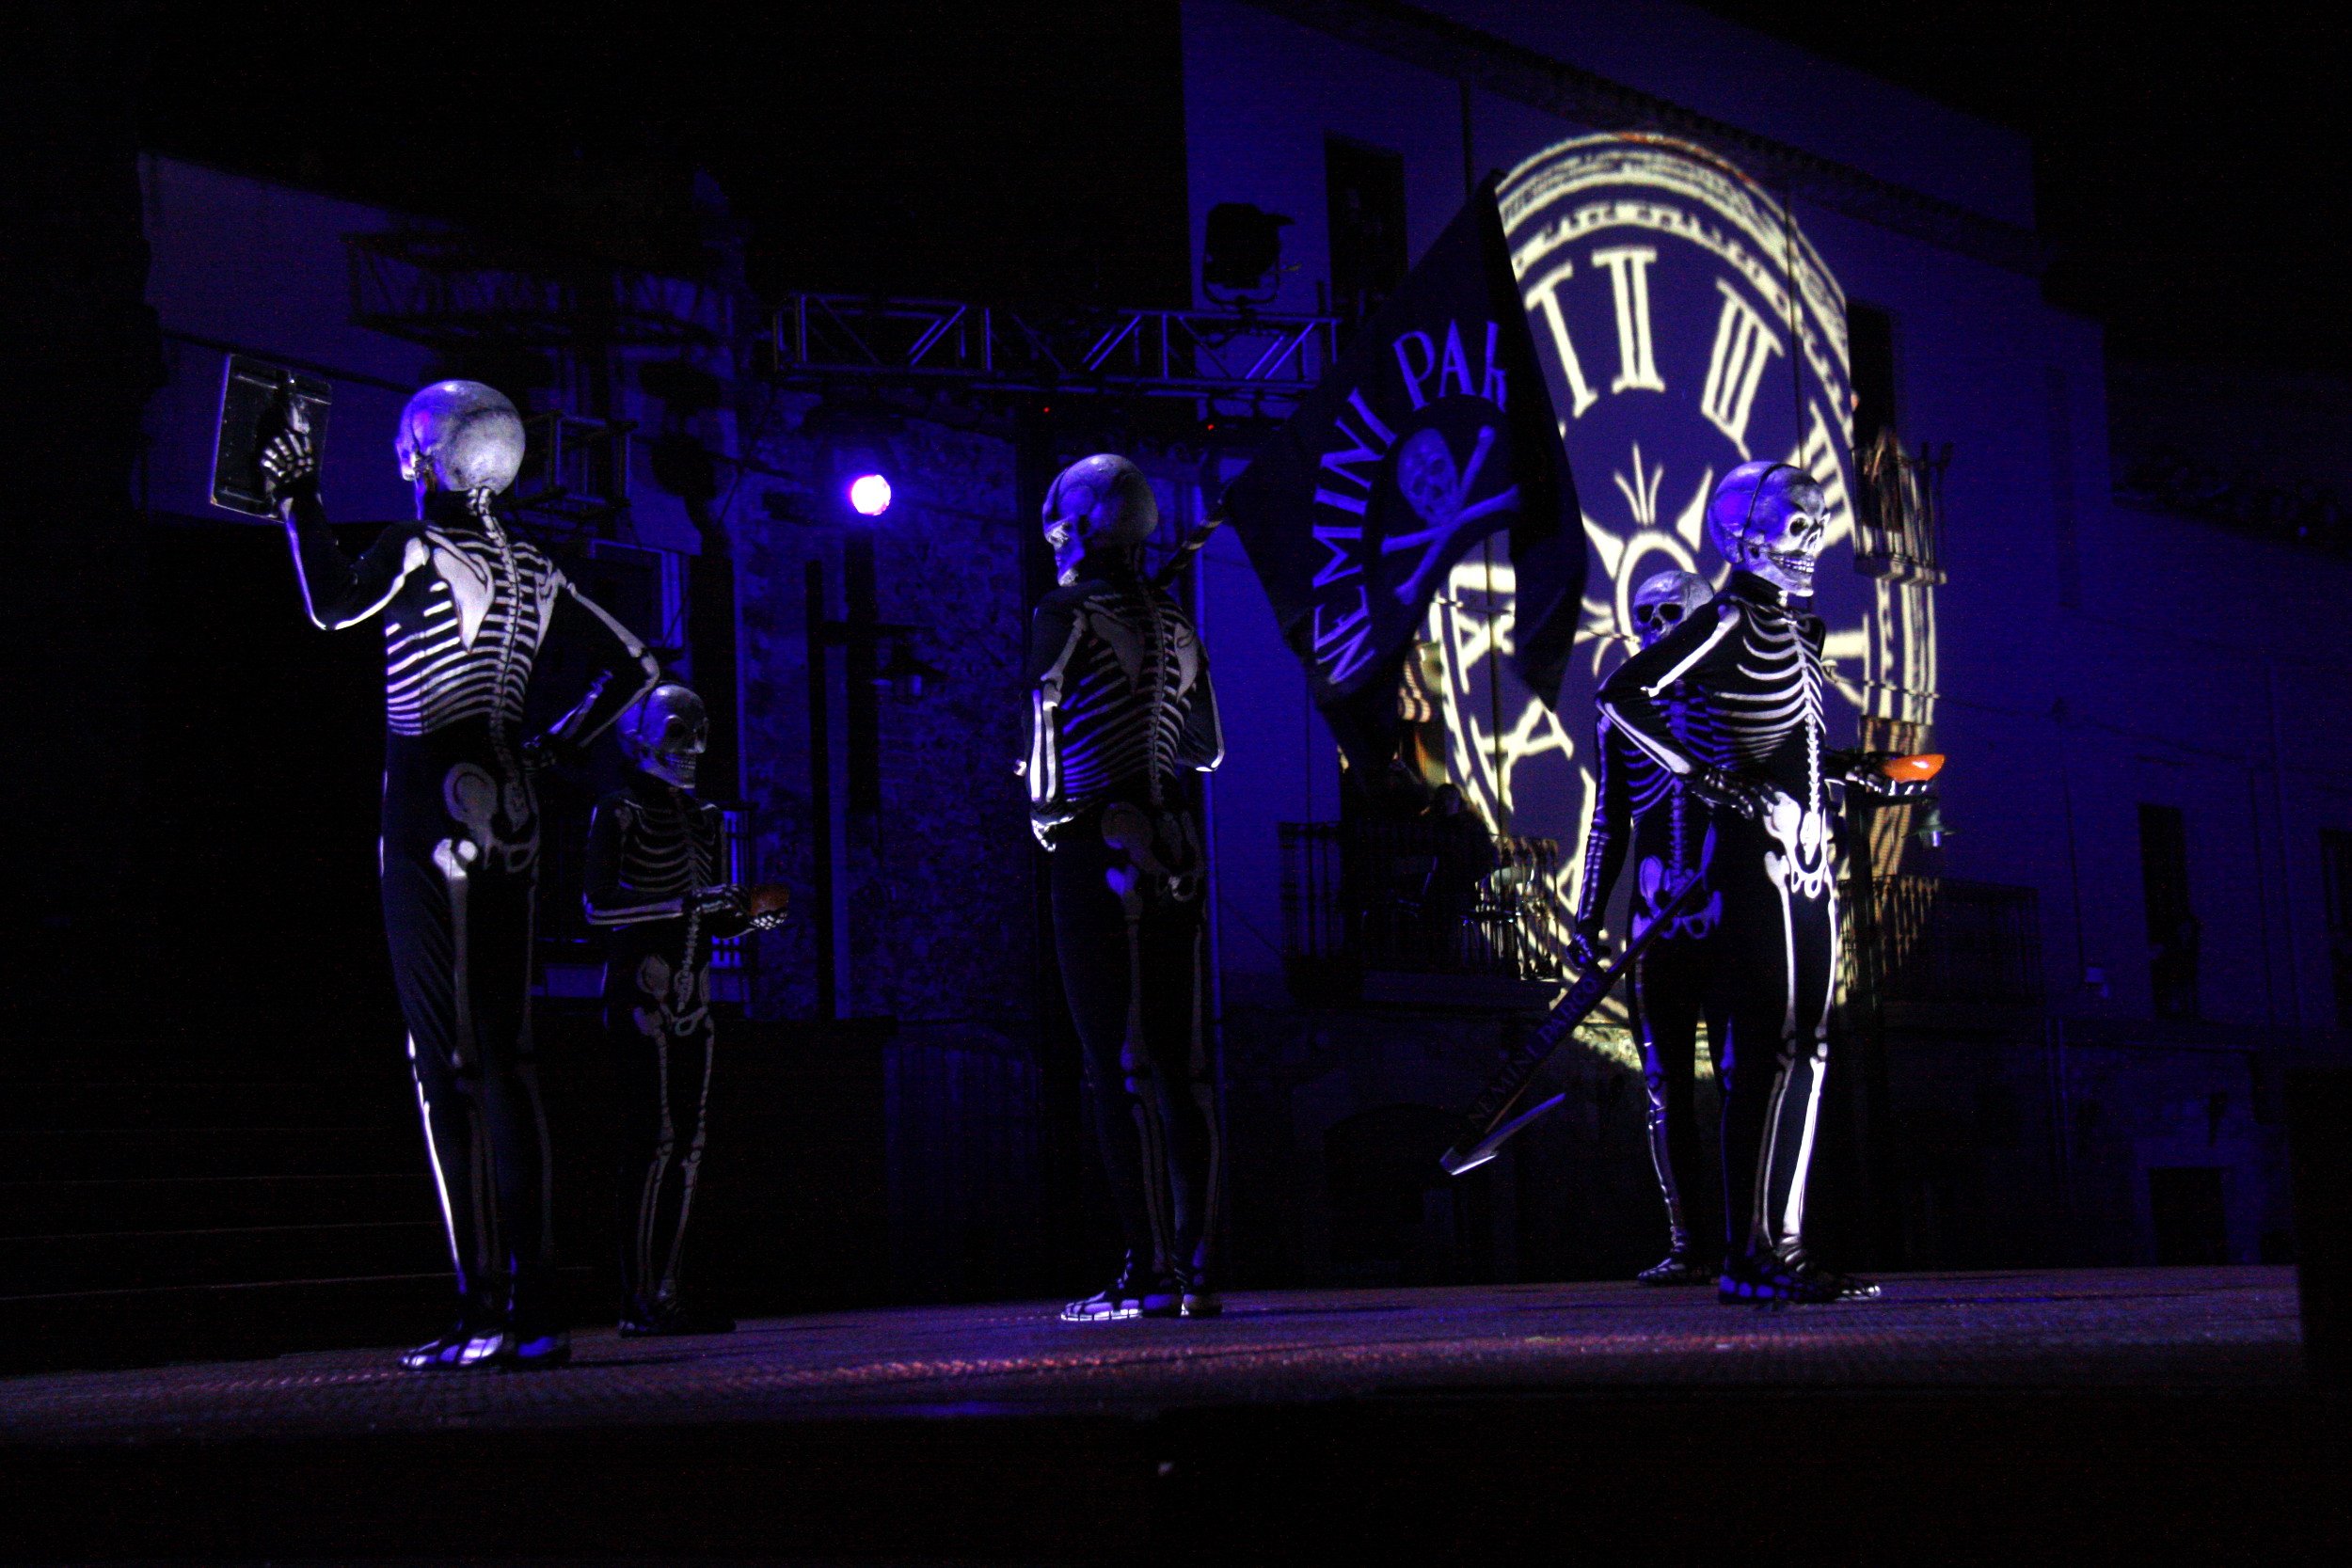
[1699,279,1785,457]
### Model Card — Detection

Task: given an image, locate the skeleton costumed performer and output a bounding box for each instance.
[1597,463,1931,1304]
[1573,568,1724,1287]
[1025,455,1227,1322]
[261,383,660,1368]
[584,684,787,1336]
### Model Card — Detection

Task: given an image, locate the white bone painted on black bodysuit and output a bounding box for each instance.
[1025,573,1221,839]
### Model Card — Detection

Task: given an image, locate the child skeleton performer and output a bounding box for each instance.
[262,382,660,1368]
[1597,462,1930,1305]
[1024,454,1227,1322]
[1572,567,1724,1287]
[583,684,787,1337]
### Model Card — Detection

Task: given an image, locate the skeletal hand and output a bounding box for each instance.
[1848,764,1934,801]
[1690,766,1774,823]
[520,731,585,774]
[259,426,319,506]
[690,883,749,922]
[1567,919,1606,970]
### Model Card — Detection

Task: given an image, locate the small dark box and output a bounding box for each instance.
[210,355,334,517]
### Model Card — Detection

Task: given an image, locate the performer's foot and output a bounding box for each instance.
[1178,1269,1222,1320]
[1791,1260,1882,1302]
[1635,1250,1711,1286]
[1717,1253,1804,1304]
[1060,1256,1180,1322]
[1717,1251,1881,1305]
[504,1328,572,1370]
[398,1323,506,1370]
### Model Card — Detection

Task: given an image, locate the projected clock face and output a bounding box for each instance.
[1427,134,1936,973]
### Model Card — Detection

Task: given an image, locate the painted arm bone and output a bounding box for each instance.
[523,584,663,768]
[1597,597,1775,823]
[1569,717,1631,967]
[262,425,420,631]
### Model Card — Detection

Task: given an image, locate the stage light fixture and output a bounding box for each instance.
[1203,202,1294,303]
[847,472,893,517]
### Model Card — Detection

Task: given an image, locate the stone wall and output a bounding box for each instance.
[730,403,1047,1297]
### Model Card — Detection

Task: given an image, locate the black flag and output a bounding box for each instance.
[1223,175,1582,776]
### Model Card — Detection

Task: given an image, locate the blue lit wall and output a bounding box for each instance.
[1179,0,2352,1042]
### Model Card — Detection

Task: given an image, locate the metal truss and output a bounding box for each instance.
[348,231,734,350]
[771,293,1344,404]
[510,412,633,531]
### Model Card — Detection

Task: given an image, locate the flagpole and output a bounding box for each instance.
[1461,79,1509,833]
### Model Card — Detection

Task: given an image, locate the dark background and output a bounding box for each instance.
[4,0,2344,1175]
[0,0,2340,1354]
[1698,0,2352,373]
[122,0,2352,374]
[3,0,2338,1058]
[138,1,1196,307]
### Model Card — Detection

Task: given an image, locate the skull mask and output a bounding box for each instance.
[394,380,527,507]
[1706,461,1828,598]
[1041,453,1157,586]
[618,684,709,791]
[1630,567,1711,648]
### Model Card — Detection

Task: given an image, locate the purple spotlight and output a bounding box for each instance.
[848,472,893,517]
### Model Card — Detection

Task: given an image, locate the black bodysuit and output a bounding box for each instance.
[1575,685,1724,1264]
[583,773,742,1327]
[1599,572,1924,1279]
[1026,562,1225,1293]
[287,486,659,1338]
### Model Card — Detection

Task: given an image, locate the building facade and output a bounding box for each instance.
[128,0,2352,1296]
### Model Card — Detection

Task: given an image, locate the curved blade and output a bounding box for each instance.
[1438,870,1708,1176]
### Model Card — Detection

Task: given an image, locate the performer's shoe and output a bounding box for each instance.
[1060,1255,1181,1322]
[1635,1250,1712,1287]
[1791,1261,1882,1302]
[503,1328,573,1370]
[1717,1251,1882,1305]
[398,1328,474,1370]
[398,1323,508,1370]
[1177,1269,1222,1320]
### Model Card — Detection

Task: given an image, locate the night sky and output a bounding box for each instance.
[1698,0,2352,373]
[131,2,2352,374]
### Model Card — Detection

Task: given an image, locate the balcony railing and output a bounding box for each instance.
[1852,431,1949,585]
[1279,818,1568,998]
[1848,874,2043,1007]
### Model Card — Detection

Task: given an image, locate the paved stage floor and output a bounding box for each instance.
[4,1268,2343,1563]
[0,1266,2308,1440]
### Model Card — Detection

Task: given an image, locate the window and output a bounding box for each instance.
[2322,829,2352,1027]
[1325,136,1407,324]
[1848,300,1899,453]
[2138,803,2199,1019]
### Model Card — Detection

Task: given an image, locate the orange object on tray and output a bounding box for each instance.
[1883,752,1945,782]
